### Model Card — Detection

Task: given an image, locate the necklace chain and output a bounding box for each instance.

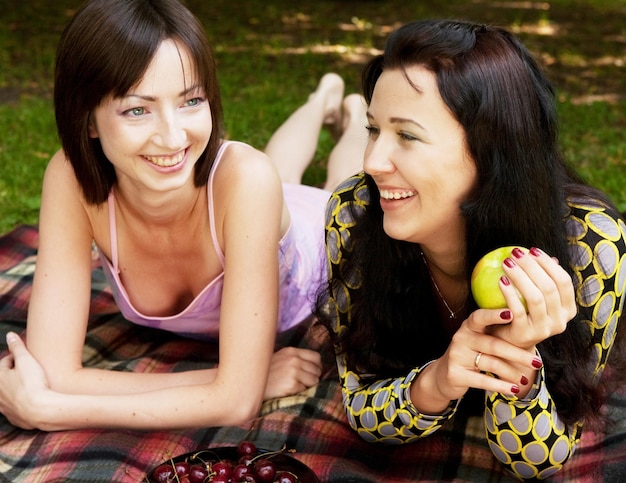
[421,252,466,319]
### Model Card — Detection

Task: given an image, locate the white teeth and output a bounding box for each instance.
[379,189,415,200]
[144,151,185,167]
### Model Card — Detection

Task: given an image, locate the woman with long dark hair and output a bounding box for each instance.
[315,19,626,480]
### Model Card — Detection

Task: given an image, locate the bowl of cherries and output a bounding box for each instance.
[148,440,319,483]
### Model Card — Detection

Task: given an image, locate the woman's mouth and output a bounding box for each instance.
[143,150,186,167]
[379,188,416,200]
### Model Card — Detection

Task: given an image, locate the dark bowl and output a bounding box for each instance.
[147,445,320,482]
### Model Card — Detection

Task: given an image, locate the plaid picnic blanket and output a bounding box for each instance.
[0,225,625,482]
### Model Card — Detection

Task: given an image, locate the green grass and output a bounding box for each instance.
[0,98,56,231]
[558,100,626,205]
[0,0,624,234]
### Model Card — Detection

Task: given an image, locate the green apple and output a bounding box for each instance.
[470,246,528,310]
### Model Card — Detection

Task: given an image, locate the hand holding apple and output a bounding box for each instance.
[471,245,576,352]
[471,246,529,310]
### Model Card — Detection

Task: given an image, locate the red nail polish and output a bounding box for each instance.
[500,310,511,320]
[530,247,542,257]
[520,375,529,385]
[504,258,515,268]
[500,275,510,286]
[532,358,543,369]
[511,385,520,394]
[512,248,525,259]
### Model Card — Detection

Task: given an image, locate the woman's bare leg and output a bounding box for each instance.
[264,73,344,184]
[322,94,368,191]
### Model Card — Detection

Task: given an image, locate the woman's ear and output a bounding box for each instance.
[88,117,98,138]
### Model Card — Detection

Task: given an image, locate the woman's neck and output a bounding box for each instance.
[421,245,469,323]
[113,181,206,228]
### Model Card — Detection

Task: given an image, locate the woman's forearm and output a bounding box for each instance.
[48,366,218,396]
[33,380,258,431]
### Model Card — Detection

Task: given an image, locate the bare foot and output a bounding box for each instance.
[341,93,367,133]
[308,73,344,140]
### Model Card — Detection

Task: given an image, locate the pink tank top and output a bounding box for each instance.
[98,141,328,340]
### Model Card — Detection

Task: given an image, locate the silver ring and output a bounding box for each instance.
[474,351,483,370]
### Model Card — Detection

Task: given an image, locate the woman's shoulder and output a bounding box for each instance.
[218,140,268,165]
[39,150,101,246]
[565,196,625,237]
[566,195,621,216]
[213,141,278,187]
[45,149,77,180]
[324,172,372,229]
[565,195,626,267]
[42,149,92,207]
[329,171,371,205]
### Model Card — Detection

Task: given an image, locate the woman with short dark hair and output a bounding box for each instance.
[0,0,365,431]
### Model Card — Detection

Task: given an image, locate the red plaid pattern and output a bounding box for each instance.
[0,225,624,482]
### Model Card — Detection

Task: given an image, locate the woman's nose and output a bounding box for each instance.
[154,112,186,149]
[363,138,395,176]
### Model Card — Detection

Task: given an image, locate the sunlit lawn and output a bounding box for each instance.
[0,0,624,234]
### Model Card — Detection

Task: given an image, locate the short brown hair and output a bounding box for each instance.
[54,0,223,204]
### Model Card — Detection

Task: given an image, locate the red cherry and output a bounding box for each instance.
[212,476,229,483]
[174,461,190,476]
[212,460,233,478]
[151,463,175,482]
[252,458,277,482]
[237,440,257,458]
[188,464,209,483]
[275,471,298,483]
[232,463,253,480]
[178,476,190,483]
[239,454,255,467]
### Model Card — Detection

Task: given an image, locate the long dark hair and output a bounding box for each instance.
[316,19,625,426]
[54,0,223,204]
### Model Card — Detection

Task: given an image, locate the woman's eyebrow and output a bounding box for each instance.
[389,117,426,131]
[367,111,426,131]
[124,84,202,102]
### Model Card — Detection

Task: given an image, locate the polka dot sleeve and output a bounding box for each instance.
[337,353,460,444]
[484,366,575,480]
[324,174,459,443]
[484,199,626,480]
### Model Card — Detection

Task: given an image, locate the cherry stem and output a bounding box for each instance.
[248,444,290,465]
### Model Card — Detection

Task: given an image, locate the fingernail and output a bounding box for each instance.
[504,258,516,268]
[6,332,18,344]
[520,375,529,385]
[512,248,525,259]
[500,310,511,320]
[532,357,543,369]
[500,275,510,286]
[511,385,520,394]
[530,247,542,257]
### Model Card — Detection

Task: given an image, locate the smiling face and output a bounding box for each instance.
[363,66,477,250]
[89,39,213,195]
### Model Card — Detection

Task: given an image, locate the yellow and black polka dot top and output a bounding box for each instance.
[323,173,626,480]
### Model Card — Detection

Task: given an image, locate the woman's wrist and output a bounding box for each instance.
[33,390,75,432]
[409,360,455,415]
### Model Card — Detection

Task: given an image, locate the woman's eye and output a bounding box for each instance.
[399,131,418,141]
[124,107,145,117]
[185,97,205,107]
[365,125,379,137]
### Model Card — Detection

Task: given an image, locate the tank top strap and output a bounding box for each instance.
[107,190,120,273]
[207,140,245,267]
[107,140,240,273]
